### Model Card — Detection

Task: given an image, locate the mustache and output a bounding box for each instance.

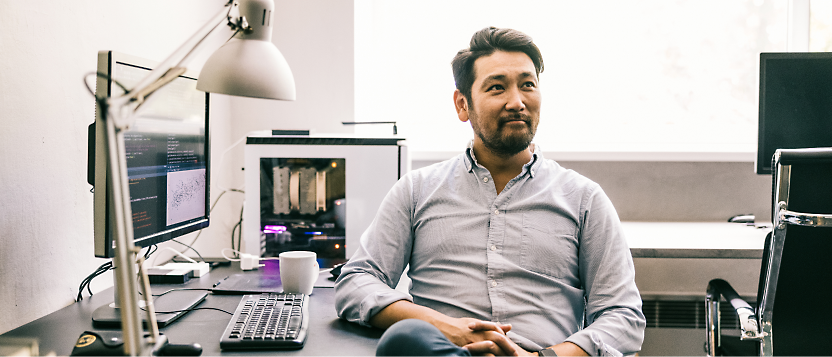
[498,113,532,125]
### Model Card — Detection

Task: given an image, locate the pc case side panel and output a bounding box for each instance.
[244,142,401,259]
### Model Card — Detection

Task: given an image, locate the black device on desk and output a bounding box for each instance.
[219,293,310,350]
[69,331,203,356]
[91,289,208,328]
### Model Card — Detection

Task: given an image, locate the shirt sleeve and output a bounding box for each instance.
[334,174,416,326]
[564,186,646,355]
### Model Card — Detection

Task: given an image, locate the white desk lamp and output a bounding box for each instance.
[99,0,295,355]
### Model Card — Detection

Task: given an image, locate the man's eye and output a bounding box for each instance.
[522,82,536,88]
[487,84,504,91]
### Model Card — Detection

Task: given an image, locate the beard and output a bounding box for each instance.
[471,112,537,157]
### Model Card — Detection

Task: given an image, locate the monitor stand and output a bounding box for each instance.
[92,289,208,328]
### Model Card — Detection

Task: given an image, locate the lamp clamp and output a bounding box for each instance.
[223,0,253,35]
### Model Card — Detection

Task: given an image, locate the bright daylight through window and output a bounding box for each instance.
[355,0,791,160]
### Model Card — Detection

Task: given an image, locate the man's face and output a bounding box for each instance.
[455,50,541,157]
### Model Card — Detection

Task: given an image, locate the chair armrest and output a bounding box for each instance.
[777,201,832,228]
[707,279,762,340]
[777,147,832,165]
[705,279,763,356]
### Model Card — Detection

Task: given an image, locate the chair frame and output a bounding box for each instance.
[705,148,832,356]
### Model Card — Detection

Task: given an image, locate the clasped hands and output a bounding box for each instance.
[440,317,533,356]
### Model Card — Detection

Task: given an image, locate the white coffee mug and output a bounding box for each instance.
[279,251,319,295]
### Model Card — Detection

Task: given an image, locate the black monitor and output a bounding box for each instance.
[88,51,211,328]
[90,50,210,257]
[757,52,832,174]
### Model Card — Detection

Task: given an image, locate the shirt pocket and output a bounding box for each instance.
[520,212,579,280]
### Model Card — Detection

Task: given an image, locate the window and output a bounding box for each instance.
[811,0,832,51]
[355,1,789,161]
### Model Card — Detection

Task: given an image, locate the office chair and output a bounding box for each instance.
[705,147,832,356]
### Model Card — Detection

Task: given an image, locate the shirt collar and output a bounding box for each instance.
[464,141,477,172]
[463,140,542,178]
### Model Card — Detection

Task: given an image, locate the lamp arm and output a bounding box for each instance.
[102,1,253,355]
[109,0,244,129]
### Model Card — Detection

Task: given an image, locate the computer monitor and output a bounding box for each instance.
[90,51,210,258]
[756,52,832,174]
[88,51,210,327]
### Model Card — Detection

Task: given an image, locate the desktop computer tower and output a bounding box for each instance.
[243,131,409,265]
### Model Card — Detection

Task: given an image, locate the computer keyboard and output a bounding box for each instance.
[219,293,309,350]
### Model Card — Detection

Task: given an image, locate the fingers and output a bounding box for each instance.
[463,340,496,355]
[462,331,519,356]
[482,331,519,356]
[468,320,513,334]
[463,340,505,356]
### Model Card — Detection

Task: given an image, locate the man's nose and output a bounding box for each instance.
[505,87,525,112]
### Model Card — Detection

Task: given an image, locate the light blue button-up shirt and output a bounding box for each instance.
[335,143,645,355]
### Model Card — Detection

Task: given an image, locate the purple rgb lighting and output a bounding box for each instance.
[263,225,287,234]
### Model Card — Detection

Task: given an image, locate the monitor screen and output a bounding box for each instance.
[757,52,832,174]
[91,51,210,258]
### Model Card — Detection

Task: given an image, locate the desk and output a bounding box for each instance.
[0,263,382,356]
[623,222,768,300]
[623,222,769,259]
[2,223,768,355]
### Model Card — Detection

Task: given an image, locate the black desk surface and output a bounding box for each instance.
[1,263,383,356]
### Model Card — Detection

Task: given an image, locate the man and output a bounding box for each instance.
[335,27,645,356]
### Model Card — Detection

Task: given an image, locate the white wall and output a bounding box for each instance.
[0,0,354,334]
[223,0,355,190]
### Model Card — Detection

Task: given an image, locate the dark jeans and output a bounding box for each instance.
[376,319,472,356]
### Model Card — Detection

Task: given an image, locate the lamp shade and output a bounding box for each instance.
[197,39,296,100]
[197,0,296,100]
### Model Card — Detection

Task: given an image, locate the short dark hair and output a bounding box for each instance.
[451,27,544,102]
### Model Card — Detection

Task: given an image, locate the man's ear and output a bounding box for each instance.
[453,90,469,122]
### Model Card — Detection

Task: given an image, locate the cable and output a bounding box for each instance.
[221,248,279,263]
[76,261,113,302]
[84,71,130,97]
[230,223,241,258]
[171,239,205,263]
[141,245,159,269]
[76,246,157,302]
[221,248,242,262]
[138,287,213,297]
[144,245,158,260]
[142,306,233,316]
[236,203,244,254]
[229,203,244,259]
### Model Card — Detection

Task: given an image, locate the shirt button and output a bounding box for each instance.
[483,177,489,183]
[494,210,499,215]
[491,281,498,287]
[490,245,497,251]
